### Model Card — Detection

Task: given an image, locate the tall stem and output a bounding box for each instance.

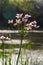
[16,29,24,65]
[2,40,4,65]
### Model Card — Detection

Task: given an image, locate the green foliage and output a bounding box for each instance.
[27,43,32,50]
[0,0,38,14]
[5,57,7,65]
[0,0,2,7]
[0,52,2,58]
[19,0,35,13]
[12,0,35,13]
[0,0,43,14]
[9,57,11,65]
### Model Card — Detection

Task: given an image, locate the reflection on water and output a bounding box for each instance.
[0,49,43,65]
[0,30,43,65]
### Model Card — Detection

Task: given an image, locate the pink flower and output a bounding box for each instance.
[24,14,31,18]
[16,13,23,18]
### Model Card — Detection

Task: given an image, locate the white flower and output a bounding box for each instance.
[16,14,20,16]
[16,13,23,18]
[15,16,20,18]
[24,14,31,18]
[6,37,10,40]
[8,20,13,24]
[0,36,5,39]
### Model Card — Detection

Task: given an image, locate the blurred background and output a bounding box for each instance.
[0,0,43,29]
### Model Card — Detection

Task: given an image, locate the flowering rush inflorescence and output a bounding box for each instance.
[8,13,39,30]
[0,36,10,40]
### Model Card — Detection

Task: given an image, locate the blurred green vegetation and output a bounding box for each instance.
[0,0,42,14]
[0,0,43,27]
[0,0,39,17]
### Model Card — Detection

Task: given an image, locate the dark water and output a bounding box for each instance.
[0,30,43,49]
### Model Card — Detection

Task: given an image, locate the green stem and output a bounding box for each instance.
[2,40,4,65]
[16,29,23,65]
[9,57,11,65]
[5,57,7,65]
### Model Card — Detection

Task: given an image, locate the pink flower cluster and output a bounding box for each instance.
[8,13,39,30]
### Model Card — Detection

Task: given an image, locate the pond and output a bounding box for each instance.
[0,30,43,65]
[0,49,43,65]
